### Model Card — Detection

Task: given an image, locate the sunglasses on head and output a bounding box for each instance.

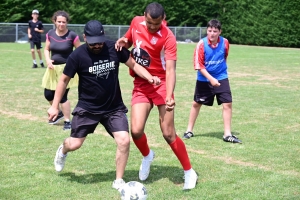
[88,42,104,46]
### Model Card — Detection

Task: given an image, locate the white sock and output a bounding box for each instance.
[184,168,193,174]
[144,150,153,159]
[59,148,67,157]
[40,60,43,64]
[33,60,36,64]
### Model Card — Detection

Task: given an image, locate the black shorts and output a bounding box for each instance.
[29,40,42,50]
[70,107,129,138]
[194,78,232,106]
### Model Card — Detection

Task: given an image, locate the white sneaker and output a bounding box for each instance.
[183,169,198,190]
[112,179,126,192]
[139,150,155,181]
[54,144,67,172]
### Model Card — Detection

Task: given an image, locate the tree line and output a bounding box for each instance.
[1,0,299,47]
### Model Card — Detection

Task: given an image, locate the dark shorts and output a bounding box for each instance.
[194,78,232,106]
[44,88,69,103]
[29,40,42,50]
[70,107,129,138]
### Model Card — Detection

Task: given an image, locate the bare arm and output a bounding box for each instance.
[34,28,44,33]
[199,69,221,87]
[73,38,81,48]
[44,39,54,69]
[125,57,160,85]
[28,27,32,39]
[47,74,71,120]
[165,60,176,111]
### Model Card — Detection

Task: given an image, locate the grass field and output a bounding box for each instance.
[0,42,300,200]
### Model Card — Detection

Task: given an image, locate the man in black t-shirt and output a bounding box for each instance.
[48,20,160,191]
[28,9,44,68]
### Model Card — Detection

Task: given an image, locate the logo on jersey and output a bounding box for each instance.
[150,36,158,45]
[131,40,150,67]
[89,60,115,79]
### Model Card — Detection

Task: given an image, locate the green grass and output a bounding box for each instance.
[0,42,300,200]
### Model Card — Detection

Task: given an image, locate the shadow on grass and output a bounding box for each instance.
[59,165,184,185]
[190,131,241,140]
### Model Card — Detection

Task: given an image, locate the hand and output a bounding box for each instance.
[28,34,32,39]
[115,37,128,51]
[34,28,39,32]
[165,97,175,111]
[47,59,54,69]
[48,106,59,122]
[210,78,221,87]
[149,76,161,85]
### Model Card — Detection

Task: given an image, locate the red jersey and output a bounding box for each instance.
[124,16,177,78]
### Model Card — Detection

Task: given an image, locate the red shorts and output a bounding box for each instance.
[131,77,174,106]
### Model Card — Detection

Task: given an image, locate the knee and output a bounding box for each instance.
[116,134,130,150]
[223,103,232,110]
[161,127,176,143]
[130,127,143,139]
[30,49,35,53]
[192,101,201,108]
[44,89,54,101]
[64,139,83,151]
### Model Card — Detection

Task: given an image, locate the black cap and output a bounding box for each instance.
[84,20,106,43]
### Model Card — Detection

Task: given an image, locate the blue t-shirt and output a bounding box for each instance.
[197,36,228,81]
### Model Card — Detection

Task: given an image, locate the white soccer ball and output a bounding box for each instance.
[120,181,147,200]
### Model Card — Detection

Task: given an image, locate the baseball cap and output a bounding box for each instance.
[84,20,106,43]
[32,9,39,14]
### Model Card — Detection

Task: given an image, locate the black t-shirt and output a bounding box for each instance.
[28,20,43,42]
[46,29,79,64]
[64,40,130,114]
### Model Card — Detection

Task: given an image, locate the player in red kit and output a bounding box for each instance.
[115,2,198,190]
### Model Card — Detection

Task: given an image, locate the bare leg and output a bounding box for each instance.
[186,101,202,132]
[113,131,130,179]
[222,102,232,137]
[37,49,43,61]
[31,49,36,60]
[157,105,177,143]
[62,137,86,154]
[61,100,71,121]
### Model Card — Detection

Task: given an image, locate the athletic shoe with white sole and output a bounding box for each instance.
[139,150,155,181]
[63,121,71,130]
[49,111,64,125]
[112,179,126,192]
[183,168,198,190]
[54,144,67,172]
[223,135,242,143]
[182,131,194,139]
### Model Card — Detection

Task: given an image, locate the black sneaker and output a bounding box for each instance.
[63,121,71,130]
[32,64,38,68]
[49,111,64,125]
[183,131,194,139]
[223,135,242,143]
[40,63,45,68]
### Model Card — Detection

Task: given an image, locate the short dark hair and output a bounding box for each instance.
[144,2,165,19]
[207,19,222,30]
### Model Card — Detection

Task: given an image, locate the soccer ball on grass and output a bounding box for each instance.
[120,181,147,200]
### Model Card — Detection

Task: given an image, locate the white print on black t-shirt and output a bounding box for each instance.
[89,60,115,79]
[131,39,150,67]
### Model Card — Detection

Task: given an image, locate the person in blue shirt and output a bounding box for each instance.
[183,19,242,143]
